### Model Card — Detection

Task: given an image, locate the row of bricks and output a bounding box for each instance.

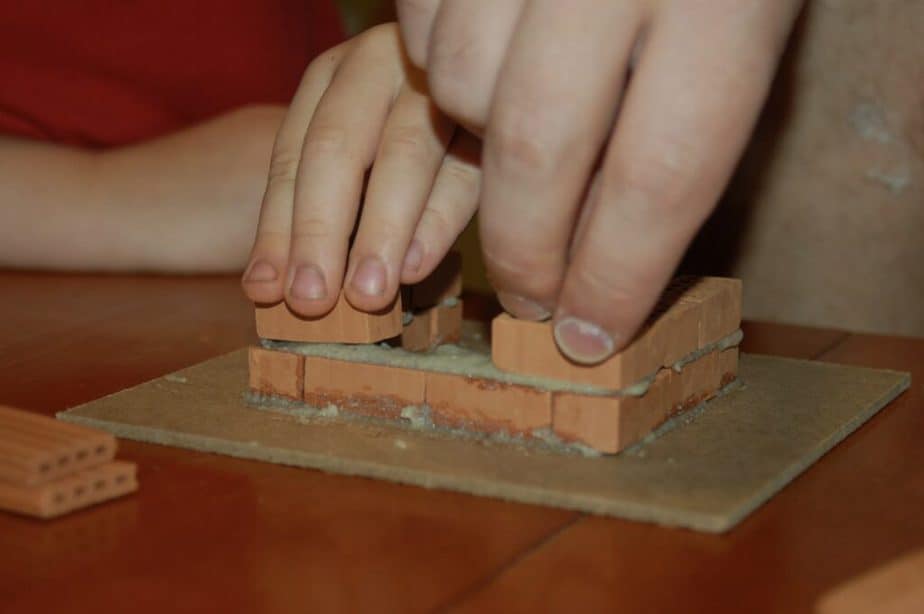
[255,252,462,344]
[0,461,137,520]
[0,404,117,486]
[492,276,741,389]
[0,405,137,519]
[249,344,738,454]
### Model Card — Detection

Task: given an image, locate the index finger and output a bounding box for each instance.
[554,1,801,363]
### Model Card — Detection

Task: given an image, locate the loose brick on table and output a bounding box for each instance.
[248,347,305,400]
[0,461,137,519]
[304,356,426,419]
[404,251,462,310]
[255,292,403,344]
[425,371,552,435]
[401,301,463,352]
[0,405,116,486]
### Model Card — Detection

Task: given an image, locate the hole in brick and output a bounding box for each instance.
[57,455,70,467]
[39,463,51,474]
[95,445,107,456]
[53,492,67,504]
[74,486,86,498]
[76,449,88,461]
[94,480,106,491]
[115,475,127,485]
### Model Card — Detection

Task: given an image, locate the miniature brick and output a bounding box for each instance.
[674,276,742,346]
[491,276,741,388]
[553,368,677,454]
[552,346,739,453]
[255,292,403,344]
[0,405,116,486]
[405,251,462,310]
[248,347,304,400]
[400,309,432,352]
[674,347,738,410]
[401,301,464,352]
[0,461,137,520]
[425,371,552,435]
[304,356,426,419]
[491,307,698,389]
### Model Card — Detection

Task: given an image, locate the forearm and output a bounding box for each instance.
[0,105,283,273]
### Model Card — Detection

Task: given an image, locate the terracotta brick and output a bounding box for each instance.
[491,277,741,388]
[674,347,738,411]
[0,461,137,520]
[718,346,740,387]
[0,405,117,486]
[400,310,432,352]
[431,300,463,345]
[255,292,403,343]
[304,356,426,420]
[491,306,697,389]
[401,301,463,352]
[674,276,742,346]
[248,347,304,400]
[405,251,462,309]
[553,368,677,454]
[552,346,739,454]
[425,371,552,435]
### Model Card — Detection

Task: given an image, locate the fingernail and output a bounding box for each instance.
[289,264,327,300]
[244,260,278,283]
[553,316,616,365]
[497,292,551,321]
[351,255,387,297]
[402,240,424,275]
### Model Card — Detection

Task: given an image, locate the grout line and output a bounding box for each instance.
[432,513,584,613]
[811,332,852,360]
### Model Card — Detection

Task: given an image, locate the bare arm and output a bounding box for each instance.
[0,105,284,273]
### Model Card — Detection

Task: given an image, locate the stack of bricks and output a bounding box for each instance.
[0,405,138,519]
[249,263,742,455]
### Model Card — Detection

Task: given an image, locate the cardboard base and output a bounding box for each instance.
[59,350,909,532]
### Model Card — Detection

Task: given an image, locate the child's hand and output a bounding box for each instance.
[397,0,804,363]
[242,24,481,316]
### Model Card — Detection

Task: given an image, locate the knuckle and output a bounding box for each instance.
[290,216,335,242]
[489,107,559,176]
[301,125,351,160]
[427,38,484,123]
[441,159,481,194]
[427,75,477,126]
[615,140,700,213]
[379,125,436,163]
[418,206,456,240]
[266,147,299,188]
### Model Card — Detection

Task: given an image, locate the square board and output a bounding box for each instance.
[58,349,909,532]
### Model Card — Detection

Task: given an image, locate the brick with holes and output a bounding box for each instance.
[0,461,137,519]
[0,405,116,486]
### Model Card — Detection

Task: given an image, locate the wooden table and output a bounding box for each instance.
[0,272,921,613]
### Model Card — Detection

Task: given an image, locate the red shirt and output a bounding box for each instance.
[0,1,344,147]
